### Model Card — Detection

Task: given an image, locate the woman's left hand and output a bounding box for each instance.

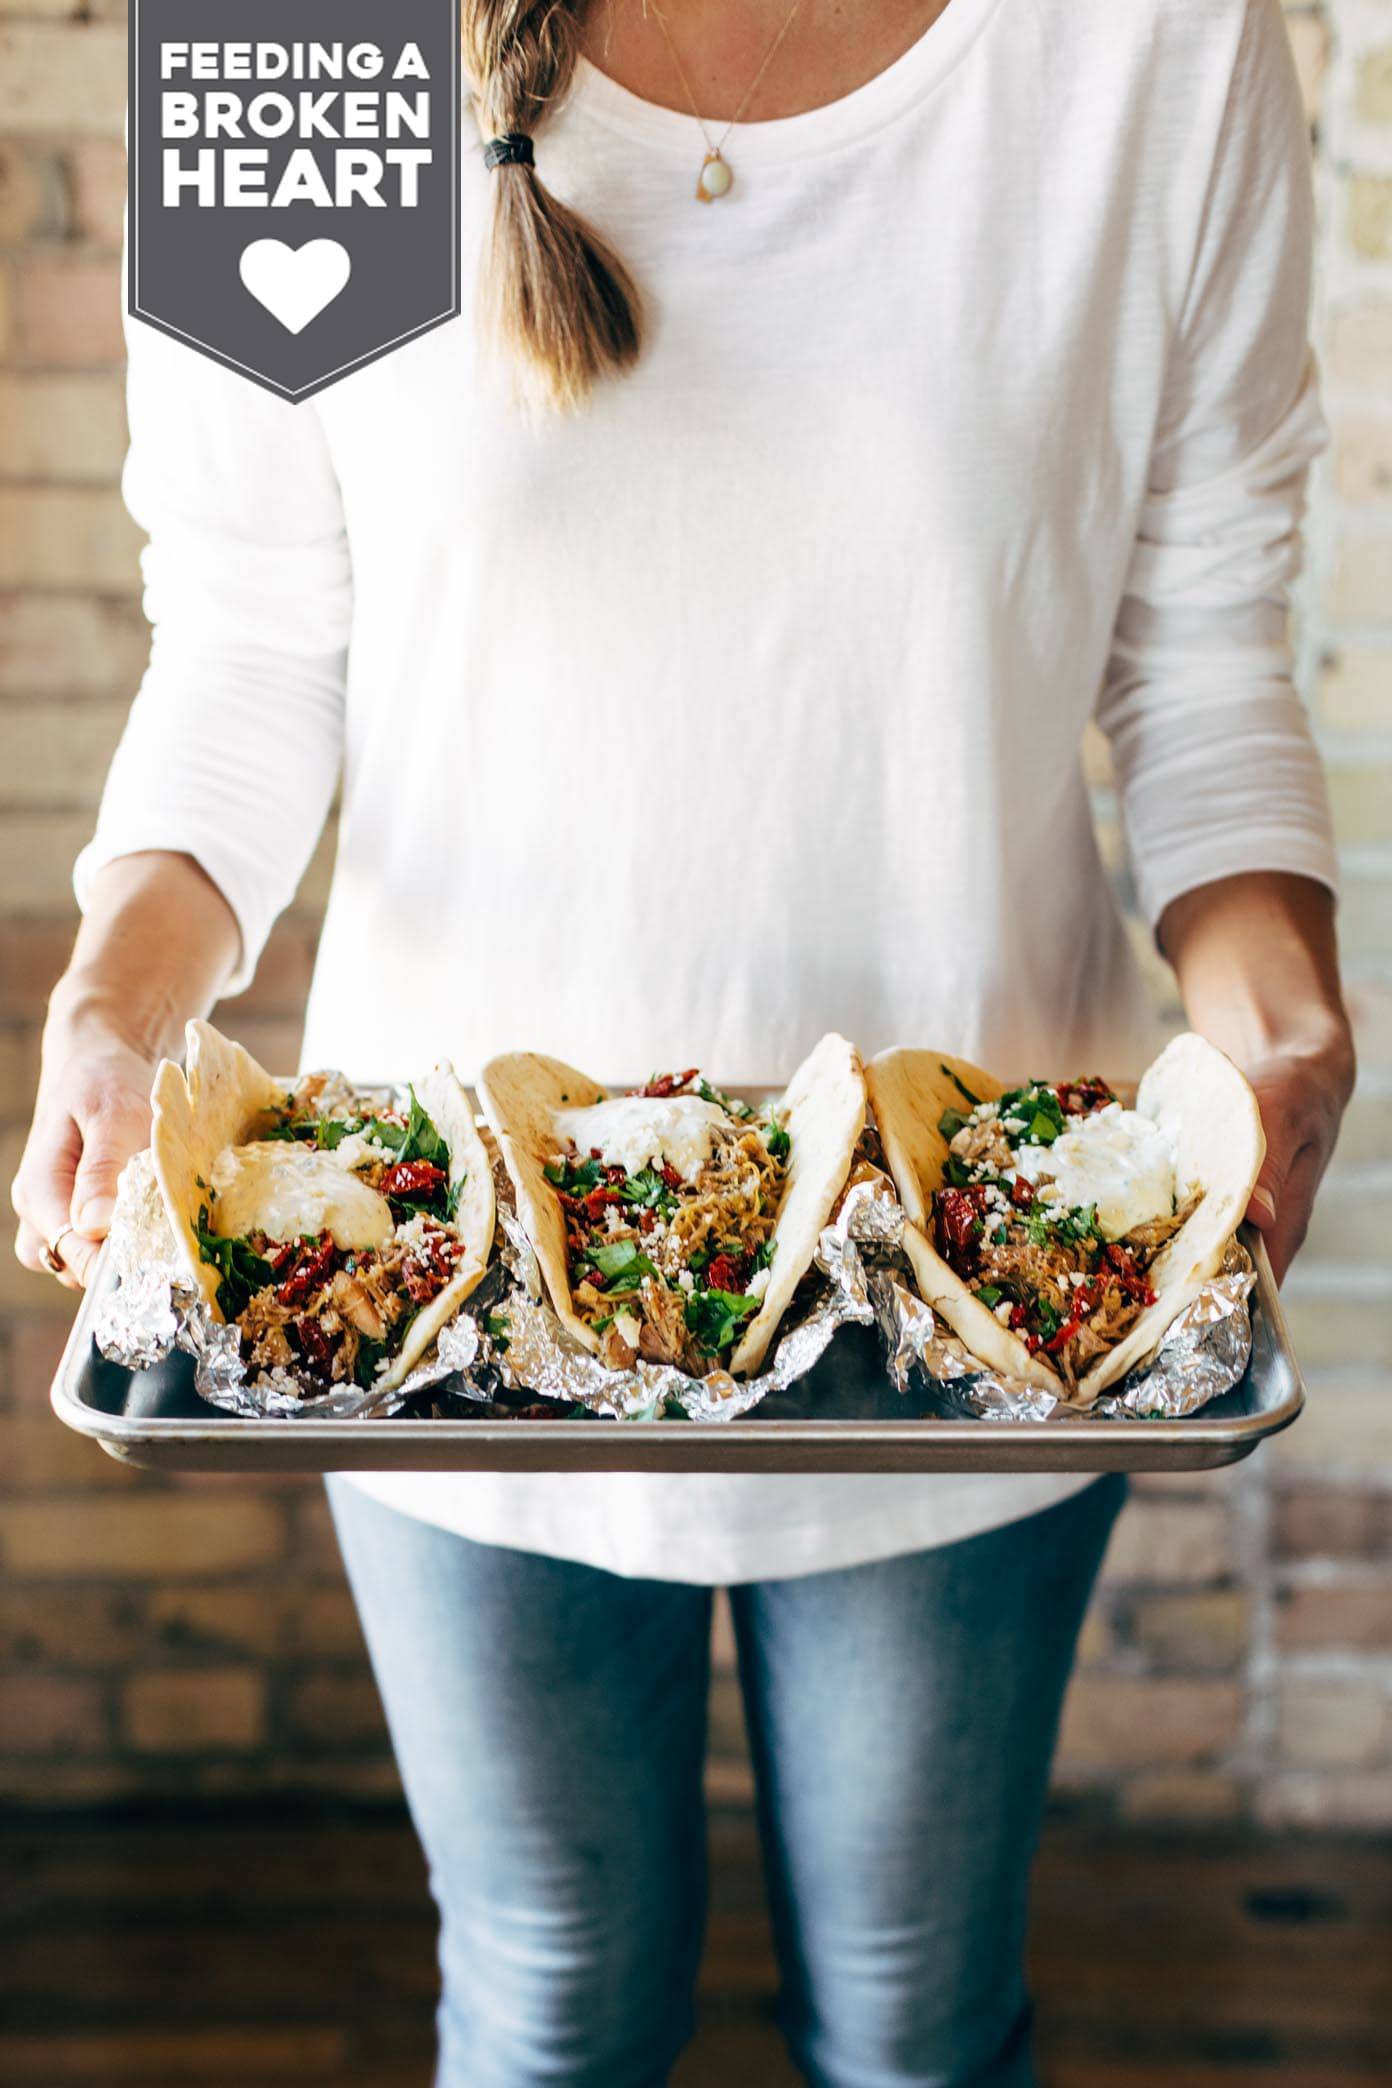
[1233,1030,1356,1284]
[1158,872,1356,1286]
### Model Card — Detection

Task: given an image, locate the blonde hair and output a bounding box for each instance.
[463,1,643,413]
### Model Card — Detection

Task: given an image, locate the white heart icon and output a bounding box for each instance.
[239,239,351,335]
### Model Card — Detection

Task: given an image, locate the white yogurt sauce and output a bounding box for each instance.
[1011,1102,1175,1241]
[209,1141,395,1252]
[554,1094,728,1184]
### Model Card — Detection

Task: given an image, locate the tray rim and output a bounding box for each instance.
[50,1230,1304,1473]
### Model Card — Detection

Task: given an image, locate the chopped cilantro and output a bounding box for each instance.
[484,1311,511,1354]
[617,1165,677,1217]
[975,1284,1003,1309]
[938,1106,970,1142]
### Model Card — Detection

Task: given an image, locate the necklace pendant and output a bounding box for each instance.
[696,150,733,202]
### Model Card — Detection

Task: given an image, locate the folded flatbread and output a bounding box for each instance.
[866,1032,1264,1404]
[150,1020,494,1392]
[479,1035,866,1378]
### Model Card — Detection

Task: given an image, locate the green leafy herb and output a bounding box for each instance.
[193,1206,274,1321]
[544,1154,605,1196]
[942,1064,981,1109]
[684,1285,760,1356]
[354,1336,388,1388]
[938,1106,969,1142]
[762,1115,791,1160]
[975,1284,1003,1309]
[696,1076,753,1121]
[484,1311,511,1354]
[997,1081,1066,1147]
[616,1166,677,1217]
[590,1238,655,1282]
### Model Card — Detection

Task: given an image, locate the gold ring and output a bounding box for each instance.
[42,1224,77,1277]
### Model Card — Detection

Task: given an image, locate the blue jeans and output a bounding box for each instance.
[329,1473,1125,2088]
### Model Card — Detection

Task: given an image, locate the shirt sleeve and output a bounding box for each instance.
[74,314,352,994]
[1095,0,1337,929]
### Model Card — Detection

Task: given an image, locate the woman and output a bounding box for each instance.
[15,2,1355,2082]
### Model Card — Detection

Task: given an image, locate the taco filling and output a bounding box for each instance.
[545,1070,790,1374]
[194,1071,472,1389]
[930,1073,1199,1390]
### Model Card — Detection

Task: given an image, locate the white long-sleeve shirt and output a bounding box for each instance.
[81,0,1336,1582]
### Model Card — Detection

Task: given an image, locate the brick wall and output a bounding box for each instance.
[0,1,1389,1822]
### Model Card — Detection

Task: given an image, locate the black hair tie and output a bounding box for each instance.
[483,132,535,171]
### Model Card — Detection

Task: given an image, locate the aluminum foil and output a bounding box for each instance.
[472,1158,891,1421]
[92,1146,496,1419]
[871,1235,1256,1423]
[94,1135,1256,1428]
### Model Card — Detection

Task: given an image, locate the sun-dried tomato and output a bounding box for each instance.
[1102,1241,1151,1302]
[605,1165,628,1185]
[293,1316,334,1375]
[583,1187,621,1221]
[1057,1077,1115,1118]
[933,1186,987,1278]
[660,1163,683,1191]
[706,1252,744,1293]
[637,1069,700,1098]
[379,1160,446,1202]
[1010,1175,1034,1208]
[276,1234,338,1307]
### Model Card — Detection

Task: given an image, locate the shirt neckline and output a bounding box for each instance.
[571,0,1006,165]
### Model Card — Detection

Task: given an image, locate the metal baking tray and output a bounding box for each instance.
[51,1227,1301,1475]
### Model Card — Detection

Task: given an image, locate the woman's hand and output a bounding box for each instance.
[1234,1031,1355,1284]
[11,1003,158,1291]
[1159,872,1356,1286]
[10,851,241,1291]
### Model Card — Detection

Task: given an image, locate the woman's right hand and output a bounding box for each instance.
[10,854,242,1292]
[11,996,159,1291]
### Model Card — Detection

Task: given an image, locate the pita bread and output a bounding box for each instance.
[150,1020,495,1391]
[479,1035,866,1379]
[866,1032,1264,1404]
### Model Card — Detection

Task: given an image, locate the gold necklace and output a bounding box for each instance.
[651,0,812,201]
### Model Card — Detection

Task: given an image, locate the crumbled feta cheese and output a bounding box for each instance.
[994,1299,1014,1324]
[677,1269,695,1295]
[611,1310,642,1354]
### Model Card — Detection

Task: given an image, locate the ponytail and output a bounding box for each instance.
[463,1,643,413]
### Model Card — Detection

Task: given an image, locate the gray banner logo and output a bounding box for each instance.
[129,0,461,401]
